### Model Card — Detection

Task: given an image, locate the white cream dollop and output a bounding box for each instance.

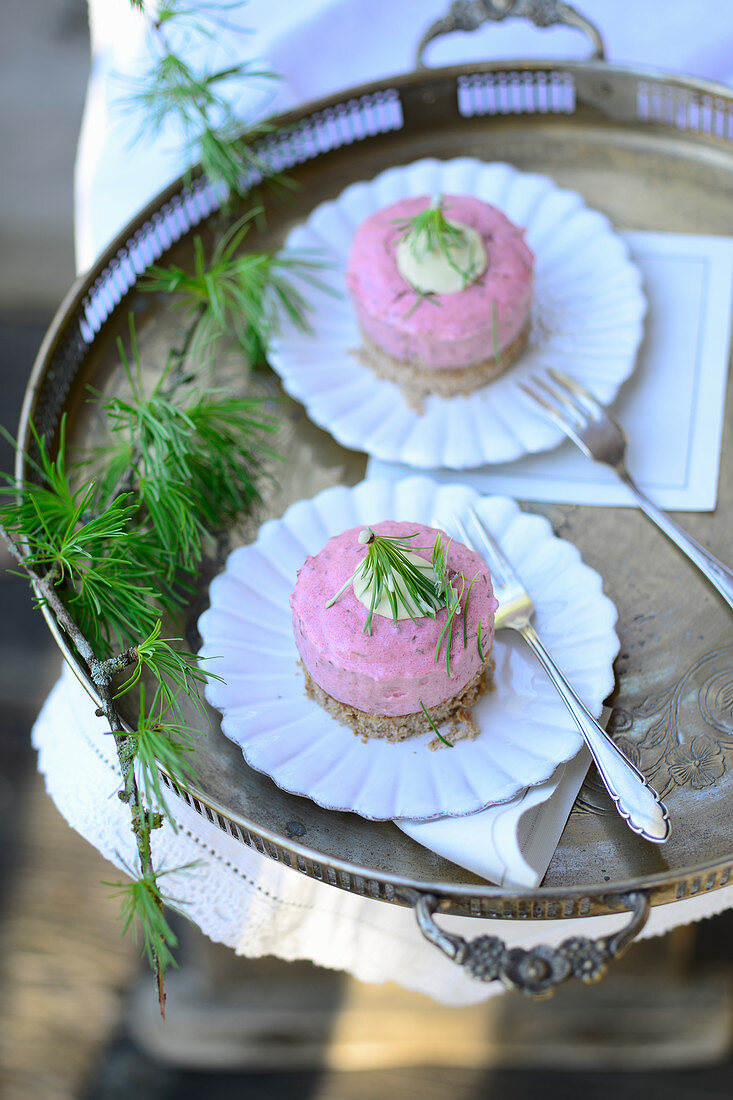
[353,550,439,621]
[396,219,487,296]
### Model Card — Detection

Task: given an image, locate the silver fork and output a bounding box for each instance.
[522,368,733,612]
[445,509,671,844]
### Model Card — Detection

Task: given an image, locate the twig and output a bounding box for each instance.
[1,523,168,1014]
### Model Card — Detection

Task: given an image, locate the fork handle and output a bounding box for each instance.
[519,623,671,844]
[618,472,733,611]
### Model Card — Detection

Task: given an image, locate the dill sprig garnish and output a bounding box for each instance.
[491,300,503,368]
[325,528,444,636]
[392,195,484,298]
[325,528,478,678]
[431,536,467,678]
[393,194,469,260]
[419,699,454,749]
[402,288,442,320]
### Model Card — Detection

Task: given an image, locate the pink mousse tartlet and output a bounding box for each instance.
[346,194,534,402]
[289,520,498,742]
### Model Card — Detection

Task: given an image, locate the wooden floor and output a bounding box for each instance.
[2,326,732,1100]
[81,1056,733,1100]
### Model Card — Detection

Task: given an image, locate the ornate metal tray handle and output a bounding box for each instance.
[415,891,650,996]
[416,0,606,68]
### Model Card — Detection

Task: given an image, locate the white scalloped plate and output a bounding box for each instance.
[198,477,619,822]
[268,157,645,469]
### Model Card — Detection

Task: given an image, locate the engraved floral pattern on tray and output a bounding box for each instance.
[577,645,732,814]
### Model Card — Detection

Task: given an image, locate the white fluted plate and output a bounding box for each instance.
[268,157,645,468]
[198,477,619,822]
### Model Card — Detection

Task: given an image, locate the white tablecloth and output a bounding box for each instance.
[33,0,733,1003]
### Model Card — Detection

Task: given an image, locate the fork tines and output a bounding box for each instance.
[521,367,608,423]
[457,509,515,589]
[435,512,499,586]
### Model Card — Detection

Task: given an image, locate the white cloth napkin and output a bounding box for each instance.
[398,745,592,889]
[369,231,733,510]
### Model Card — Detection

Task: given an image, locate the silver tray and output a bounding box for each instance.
[20,11,733,992]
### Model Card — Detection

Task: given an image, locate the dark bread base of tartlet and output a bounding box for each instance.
[355,319,530,409]
[300,661,494,745]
